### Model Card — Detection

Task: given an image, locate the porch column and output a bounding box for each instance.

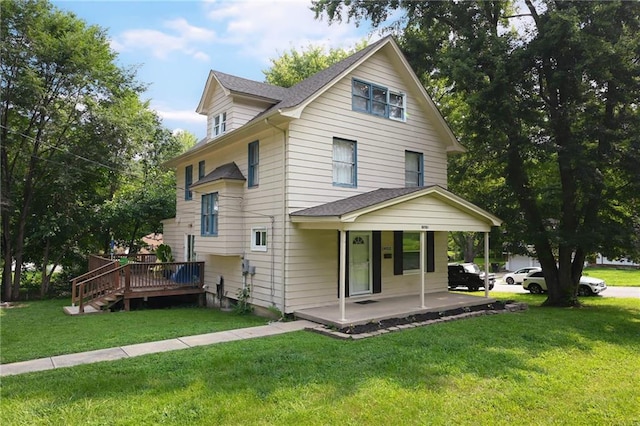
[339,230,347,321]
[484,232,490,298]
[420,230,426,308]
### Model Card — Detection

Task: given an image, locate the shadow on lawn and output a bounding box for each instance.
[1,300,638,406]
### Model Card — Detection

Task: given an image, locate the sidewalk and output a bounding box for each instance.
[0,320,320,377]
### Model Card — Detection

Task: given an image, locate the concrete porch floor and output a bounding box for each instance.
[294,292,496,328]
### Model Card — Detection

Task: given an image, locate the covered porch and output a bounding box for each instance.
[295,291,496,328]
[290,186,502,326]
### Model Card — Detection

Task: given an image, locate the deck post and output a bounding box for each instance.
[339,230,347,322]
[420,231,426,308]
[124,264,131,294]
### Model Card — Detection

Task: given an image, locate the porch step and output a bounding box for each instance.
[87,294,124,312]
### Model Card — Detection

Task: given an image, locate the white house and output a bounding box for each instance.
[162,36,501,325]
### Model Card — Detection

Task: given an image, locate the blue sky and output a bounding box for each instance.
[52,0,381,139]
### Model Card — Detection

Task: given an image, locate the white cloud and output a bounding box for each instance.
[154,106,207,124]
[204,0,376,65]
[112,17,216,60]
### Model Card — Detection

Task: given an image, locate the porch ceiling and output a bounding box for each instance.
[290,186,501,232]
[295,292,496,328]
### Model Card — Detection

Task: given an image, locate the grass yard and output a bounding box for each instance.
[582,267,640,287]
[0,299,267,364]
[1,295,639,425]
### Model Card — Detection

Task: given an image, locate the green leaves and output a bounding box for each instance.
[314,0,640,304]
[263,42,367,87]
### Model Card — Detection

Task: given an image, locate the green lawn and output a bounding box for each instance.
[0,299,267,364]
[582,267,640,287]
[1,295,638,425]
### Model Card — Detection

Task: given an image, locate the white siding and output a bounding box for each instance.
[286,48,449,213]
[349,196,493,232]
[172,126,286,310]
[206,86,233,139]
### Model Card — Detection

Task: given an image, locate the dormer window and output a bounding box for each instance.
[213,112,226,137]
[352,79,405,121]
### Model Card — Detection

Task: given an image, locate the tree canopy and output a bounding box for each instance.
[0,0,183,300]
[313,0,640,306]
[263,42,367,87]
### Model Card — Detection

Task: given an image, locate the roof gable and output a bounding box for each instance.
[171,35,464,167]
[196,71,288,114]
[290,185,502,229]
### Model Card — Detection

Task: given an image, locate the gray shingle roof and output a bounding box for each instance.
[179,36,394,160]
[191,162,245,187]
[213,36,392,117]
[212,70,289,102]
[290,186,432,217]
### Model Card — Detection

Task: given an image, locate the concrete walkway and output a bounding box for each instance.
[0,320,320,377]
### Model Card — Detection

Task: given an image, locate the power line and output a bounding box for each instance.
[0,124,191,190]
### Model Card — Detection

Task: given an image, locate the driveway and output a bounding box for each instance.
[493,280,639,298]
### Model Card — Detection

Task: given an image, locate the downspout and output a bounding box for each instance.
[265,118,287,313]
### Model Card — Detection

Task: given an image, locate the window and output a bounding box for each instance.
[251,227,267,252]
[185,165,193,200]
[405,151,423,187]
[213,112,226,137]
[352,79,405,121]
[394,231,435,275]
[201,193,218,236]
[198,160,205,180]
[402,232,421,271]
[333,138,356,187]
[248,141,259,187]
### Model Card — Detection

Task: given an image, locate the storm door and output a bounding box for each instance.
[349,232,372,295]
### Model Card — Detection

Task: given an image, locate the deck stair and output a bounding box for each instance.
[88,291,124,311]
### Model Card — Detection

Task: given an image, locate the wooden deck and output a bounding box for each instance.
[68,255,204,314]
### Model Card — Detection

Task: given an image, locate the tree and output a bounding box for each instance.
[101,125,185,255]
[313,0,640,306]
[263,42,367,87]
[0,0,149,300]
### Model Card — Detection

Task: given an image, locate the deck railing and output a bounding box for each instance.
[72,258,119,307]
[74,265,123,313]
[72,258,204,313]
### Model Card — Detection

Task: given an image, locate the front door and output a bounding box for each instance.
[349,232,372,295]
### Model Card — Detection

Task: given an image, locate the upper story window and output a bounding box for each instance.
[213,112,226,137]
[248,141,259,188]
[185,165,193,200]
[251,227,267,252]
[198,160,205,180]
[333,137,357,187]
[352,79,405,121]
[201,193,219,236]
[405,151,424,187]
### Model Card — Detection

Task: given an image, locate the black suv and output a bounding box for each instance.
[448,263,495,291]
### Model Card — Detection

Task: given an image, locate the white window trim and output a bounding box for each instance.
[213,112,227,137]
[251,227,267,252]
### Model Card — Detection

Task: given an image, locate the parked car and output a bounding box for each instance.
[448,263,495,291]
[503,266,542,285]
[522,271,607,296]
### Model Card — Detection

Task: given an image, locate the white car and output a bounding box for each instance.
[522,271,607,296]
[503,267,542,285]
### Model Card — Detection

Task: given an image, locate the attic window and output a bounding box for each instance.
[352,79,405,121]
[213,112,226,137]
